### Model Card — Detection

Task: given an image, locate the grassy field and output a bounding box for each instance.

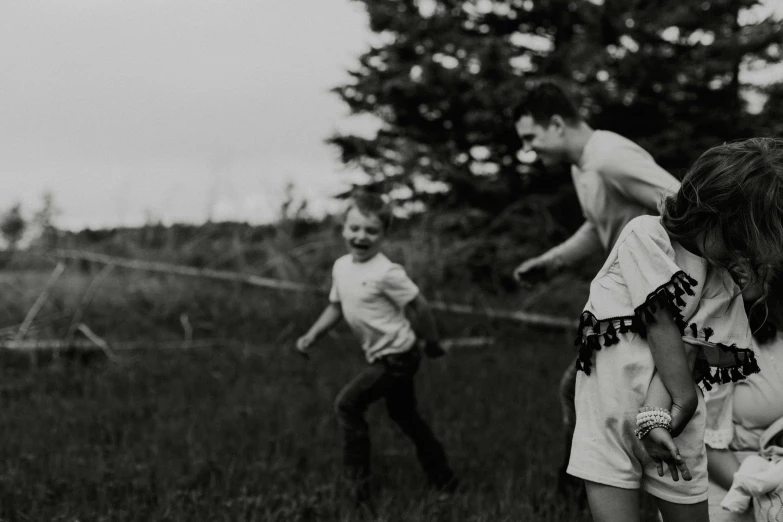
[0,267,660,521]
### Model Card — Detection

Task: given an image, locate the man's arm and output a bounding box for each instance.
[602,151,680,213]
[544,221,603,269]
[514,221,602,284]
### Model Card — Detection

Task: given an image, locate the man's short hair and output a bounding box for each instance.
[512,81,581,126]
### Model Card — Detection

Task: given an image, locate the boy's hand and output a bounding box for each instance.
[423,339,446,358]
[294,333,315,359]
[641,428,692,482]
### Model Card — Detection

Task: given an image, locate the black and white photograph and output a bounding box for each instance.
[2,1,783,520]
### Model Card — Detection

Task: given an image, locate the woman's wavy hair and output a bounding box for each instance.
[661,137,783,324]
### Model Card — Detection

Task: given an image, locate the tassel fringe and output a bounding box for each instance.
[574,270,759,387]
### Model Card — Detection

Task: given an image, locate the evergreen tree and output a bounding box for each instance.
[330,0,782,208]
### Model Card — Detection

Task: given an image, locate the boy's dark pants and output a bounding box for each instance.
[334,347,453,497]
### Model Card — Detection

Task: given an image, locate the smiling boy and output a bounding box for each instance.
[296,191,456,505]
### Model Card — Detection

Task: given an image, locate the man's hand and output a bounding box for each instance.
[641,428,692,482]
[294,333,316,359]
[513,255,558,286]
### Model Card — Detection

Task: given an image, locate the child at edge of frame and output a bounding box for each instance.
[568,137,783,522]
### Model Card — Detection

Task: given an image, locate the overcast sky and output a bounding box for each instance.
[1,0,377,230]
[1,1,781,231]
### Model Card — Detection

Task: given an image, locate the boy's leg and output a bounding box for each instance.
[382,351,454,489]
[333,363,389,501]
[584,480,641,522]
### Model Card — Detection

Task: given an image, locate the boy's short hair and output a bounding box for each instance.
[511,81,581,126]
[345,190,393,231]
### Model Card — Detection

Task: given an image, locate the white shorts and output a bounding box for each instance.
[567,333,709,504]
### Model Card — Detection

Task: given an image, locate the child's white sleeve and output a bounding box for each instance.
[382,265,419,308]
[616,220,683,310]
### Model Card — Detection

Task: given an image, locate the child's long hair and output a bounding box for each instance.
[661,138,783,312]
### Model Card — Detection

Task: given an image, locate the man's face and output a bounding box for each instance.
[515,115,566,168]
[342,207,384,262]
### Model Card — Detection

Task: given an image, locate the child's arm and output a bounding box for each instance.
[295,303,343,355]
[404,294,443,357]
[645,307,699,435]
[639,306,699,481]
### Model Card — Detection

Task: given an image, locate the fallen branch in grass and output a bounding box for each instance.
[16,262,67,366]
[440,337,495,352]
[53,249,314,293]
[75,323,121,362]
[16,262,66,341]
[0,338,230,352]
[65,263,115,348]
[51,249,578,331]
[427,301,575,330]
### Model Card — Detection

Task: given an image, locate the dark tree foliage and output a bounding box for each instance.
[330,0,782,208]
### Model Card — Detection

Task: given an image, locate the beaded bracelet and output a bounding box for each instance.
[635,423,671,440]
[636,413,671,424]
[634,406,672,440]
[636,408,671,425]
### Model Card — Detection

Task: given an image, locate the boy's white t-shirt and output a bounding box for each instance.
[329,253,419,363]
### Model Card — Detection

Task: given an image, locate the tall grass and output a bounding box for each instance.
[0,264,667,521]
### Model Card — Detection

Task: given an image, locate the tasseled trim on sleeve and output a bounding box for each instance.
[575,269,759,386]
[695,344,760,390]
[575,271,697,375]
[574,312,641,375]
[631,271,697,338]
[575,269,759,385]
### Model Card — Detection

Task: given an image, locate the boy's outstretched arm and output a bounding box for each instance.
[405,294,443,357]
[296,303,343,355]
